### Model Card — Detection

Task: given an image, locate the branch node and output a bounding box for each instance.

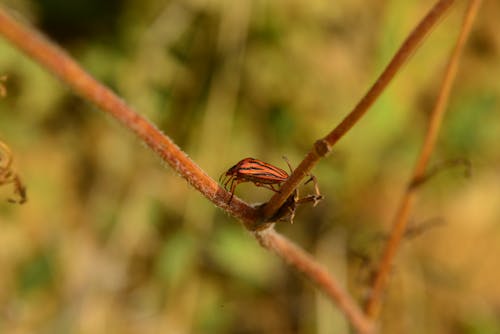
[314,139,331,157]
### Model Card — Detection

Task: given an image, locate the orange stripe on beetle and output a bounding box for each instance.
[219,158,289,203]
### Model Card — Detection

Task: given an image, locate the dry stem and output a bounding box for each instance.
[0,1,476,331]
[0,5,369,330]
[263,0,455,220]
[256,228,374,334]
[364,0,482,319]
[0,6,261,229]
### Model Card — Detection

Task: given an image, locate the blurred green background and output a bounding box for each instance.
[0,0,499,333]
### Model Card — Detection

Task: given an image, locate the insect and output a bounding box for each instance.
[220,157,289,203]
[265,172,323,224]
[220,157,323,217]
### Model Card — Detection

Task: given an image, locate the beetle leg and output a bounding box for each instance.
[282,156,323,207]
[228,178,246,204]
[287,205,296,224]
[256,183,281,193]
[267,183,280,192]
[301,175,322,206]
[228,177,237,203]
[271,184,280,192]
[282,156,294,174]
[222,174,234,191]
[218,171,226,185]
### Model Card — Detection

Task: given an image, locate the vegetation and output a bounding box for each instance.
[0,0,498,333]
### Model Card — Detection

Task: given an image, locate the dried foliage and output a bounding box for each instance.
[0,140,26,204]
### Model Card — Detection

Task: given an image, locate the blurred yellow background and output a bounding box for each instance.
[0,0,499,333]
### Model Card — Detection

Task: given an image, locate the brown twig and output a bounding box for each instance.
[364,0,482,319]
[0,2,473,331]
[262,0,455,221]
[409,157,471,189]
[0,6,261,229]
[255,228,375,334]
[0,5,367,330]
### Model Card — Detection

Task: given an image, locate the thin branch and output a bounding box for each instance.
[0,6,368,330]
[0,5,260,229]
[262,0,455,221]
[364,0,482,319]
[409,157,471,189]
[255,228,375,334]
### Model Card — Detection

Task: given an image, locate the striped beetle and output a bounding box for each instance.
[220,158,289,203]
[219,157,322,217]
